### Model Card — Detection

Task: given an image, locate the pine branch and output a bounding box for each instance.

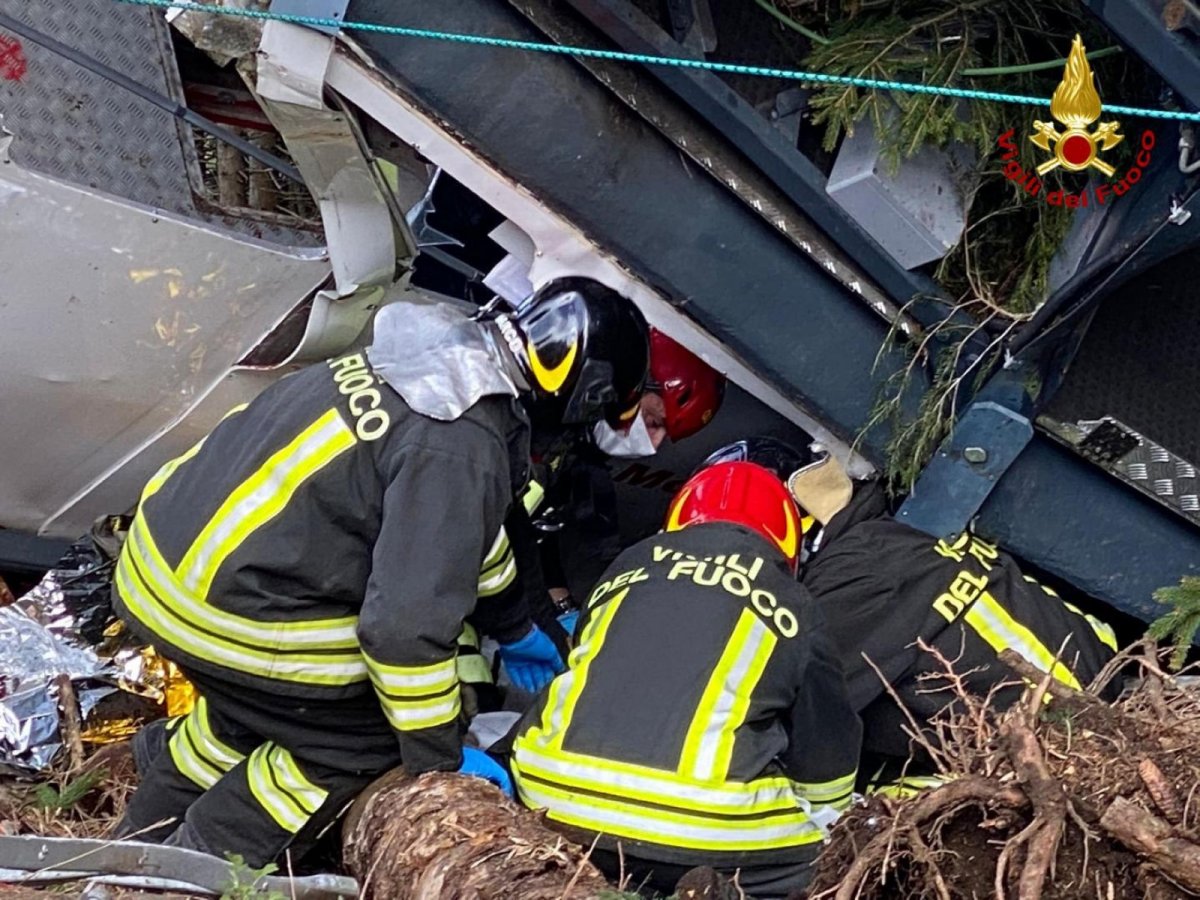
[1148,577,1200,671]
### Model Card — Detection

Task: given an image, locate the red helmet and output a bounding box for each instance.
[648,329,726,442]
[663,461,806,574]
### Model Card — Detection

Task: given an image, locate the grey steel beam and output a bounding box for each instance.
[974,434,1200,624]
[346,0,928,461]
[561,0,952,326]
[1081,0,1200,110]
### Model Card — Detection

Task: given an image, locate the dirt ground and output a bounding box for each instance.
[5,643,1200,899]
[809,643,1200,900]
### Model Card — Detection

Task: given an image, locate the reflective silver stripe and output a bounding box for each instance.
[478,555,517,597]
[792,772,857,804]
[117,552,367,683]
[481,528,510,568]
[128,519,360,648]
[377,688,461,731]
[478,527,516,597]
[964,592,1081,689]
[679,611,776,783]
[366,655,457,694]
[513,742,800,814]
[167,698,245,790]
[516,779,821,851]
[246,744,328,834]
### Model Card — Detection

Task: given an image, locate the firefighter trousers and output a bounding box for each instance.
[117,665,403,868]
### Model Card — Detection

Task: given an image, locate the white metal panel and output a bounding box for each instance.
[0,150,329,536]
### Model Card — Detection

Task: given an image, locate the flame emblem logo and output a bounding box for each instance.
[1030,35,1123,177]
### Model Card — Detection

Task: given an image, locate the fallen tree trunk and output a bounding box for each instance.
[343,769,610,900]
[1100,797,1200,893]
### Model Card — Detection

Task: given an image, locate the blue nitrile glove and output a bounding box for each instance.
[557,609,580,639]
[498,625,565,692]
[458,747,513,797]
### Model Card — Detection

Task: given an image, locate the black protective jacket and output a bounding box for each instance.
[801,481,1118,759]
[512,522,861,869]
[114,349,532,774]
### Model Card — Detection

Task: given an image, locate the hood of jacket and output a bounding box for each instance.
[367,298,521,421]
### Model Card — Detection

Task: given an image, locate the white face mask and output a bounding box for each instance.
[592,414,658,458]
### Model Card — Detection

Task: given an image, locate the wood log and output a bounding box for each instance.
[216,134,247,209]
[1101,797,1200,893]
[343,768,610,900]
[53,674,85,774]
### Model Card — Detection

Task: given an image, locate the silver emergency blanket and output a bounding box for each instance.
[0,606,110,773]
[367,300,519,421]
[0,532,122,773]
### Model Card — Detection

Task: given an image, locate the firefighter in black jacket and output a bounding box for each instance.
[703,438,1119,769]
[511,460,862,899]
[112,278,650,867]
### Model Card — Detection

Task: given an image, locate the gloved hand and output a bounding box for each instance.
[458,747,513,797]
[498,625,565,692]
[556,609,580,639]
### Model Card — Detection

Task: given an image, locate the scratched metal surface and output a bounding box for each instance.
[0,0,320,246]
[0,137,329,536]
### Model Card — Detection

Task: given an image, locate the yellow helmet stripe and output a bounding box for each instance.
[527,340,579,394]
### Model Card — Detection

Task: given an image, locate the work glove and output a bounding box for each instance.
[498,625,565,692]
[556,609,581,639]
[458,747,514,797]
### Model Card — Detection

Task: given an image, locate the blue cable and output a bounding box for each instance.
[112,0,1200,123]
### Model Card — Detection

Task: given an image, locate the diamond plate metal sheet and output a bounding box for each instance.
[0,0,193,212]
[1043,416,1200,527]
[1045,249,1200,464]
[0,0,320,246]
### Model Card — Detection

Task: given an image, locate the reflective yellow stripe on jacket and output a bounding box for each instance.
[679,609,777,783]
[477,527,516,598]
[176,409,356,598]
[1024,576,1120,653]
[168,697,245,790]
[117,407,368,686]
[116,516,366,685]
[365,653,461,731]
[246,743,329,833]
[515,776,822,852]
[514,590,832,852]
[964,591,1081,689]
[141,404,248,503]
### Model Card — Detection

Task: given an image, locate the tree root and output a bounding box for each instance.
[1101,797,1200,893]
[833,776,1029,900]
[1000,715,1068,900]
[1140,759,1185,826]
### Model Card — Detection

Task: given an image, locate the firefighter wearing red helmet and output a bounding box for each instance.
[509,461,861,899]
[641,328,727,446]
[514,328,727,645]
